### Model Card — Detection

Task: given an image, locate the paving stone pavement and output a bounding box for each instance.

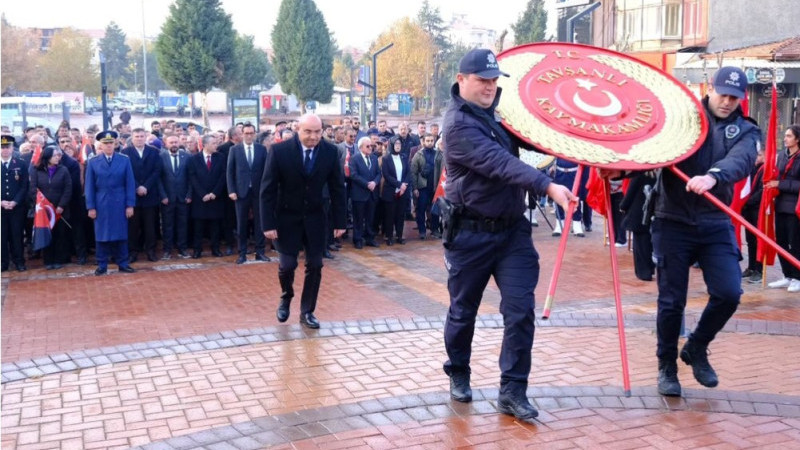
[4,220,800,449]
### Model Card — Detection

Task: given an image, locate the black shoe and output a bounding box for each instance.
[365,240,379,248]
[276,299,290,322]
[235,255,246,264]
[742,268,755,278]
[327,244,339,252]
[397,238,406,245]
[354,241,363,249]
[15,264,27,272]
[255,253,270,262]
[129,253,138,263]
[46,264,63,270]
[300,312,320,329]
[118,266,135,273]
[178,251,190,259]
[585,224,592,232]
[211,249,224,257]
[161,253,172,261]
[225,247,234,256]
[497,392,538,420]
[95,267,107,276]
[419,234,426,240]
[386,239,394,246]
[449,372,472,402]
[192,251,202,259]
[748,271,763,283]
[430,232,442,239]
[323,250,334,259]
[147,252,158,262]
[680,339,718,388]
[657,359,682,396]
[77,256,87,265]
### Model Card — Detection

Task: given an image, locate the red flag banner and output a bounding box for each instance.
[585,168,607,217]
[344,149,351,178]
[757,80,779,265]
[32,144,42,166]
[432,166,447,203]
[32,190,59,251]
[731,175,752,248]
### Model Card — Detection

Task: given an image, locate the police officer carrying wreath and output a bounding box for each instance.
[440,49,575,420]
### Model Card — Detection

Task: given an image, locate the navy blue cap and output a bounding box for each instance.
[459,49,509,79]
[95,130,118,142]
[1,135,15,146]
[711,67,747,98]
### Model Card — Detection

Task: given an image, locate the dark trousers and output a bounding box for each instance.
[632,231,655,281]
[443,218,538,387]
[2,206,26,267]
[96,239,130,270]
[352,198,376,243]
[235,191,265,256]
[651,218,741,361]
[610,193,626,244]
[161,201,189,252]
[193,218,220,253]
[223,197,236,249]
[69,199,87,259]
[277,247,324,314]
[415,187,432,235]
[323,198,333,246]
[43,220,70,265]
[128,205,157,254]
[383,199,405,240]
[775,212,800,279]
[741,206,761,272]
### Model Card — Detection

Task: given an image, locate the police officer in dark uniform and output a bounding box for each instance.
[1,135,29,272]
[605,67,759,397]
[440,49,575,420]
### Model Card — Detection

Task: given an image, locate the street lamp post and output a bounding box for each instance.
[371,43,393,123]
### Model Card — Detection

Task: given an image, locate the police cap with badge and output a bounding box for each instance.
[1,135,15,147]
[459,48,510,79]
[95,130,118,143]
[711,67,748,139]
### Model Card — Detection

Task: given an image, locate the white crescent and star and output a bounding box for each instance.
[572,78,623,117]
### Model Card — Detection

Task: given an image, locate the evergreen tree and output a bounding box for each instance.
[222,34,273,98]
[155,0,236,126]
[98,22,131,93]
[512,0,548,46]
[272,0,334,113]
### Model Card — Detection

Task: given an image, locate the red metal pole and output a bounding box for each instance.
[669,166,800,272]
[602,178,632,396]
[542,164,584,319]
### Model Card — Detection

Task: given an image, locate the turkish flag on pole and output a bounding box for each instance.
[32,190,60,251]
[585,168,607,216]
[432,166,447,203]
[757,80,779,265]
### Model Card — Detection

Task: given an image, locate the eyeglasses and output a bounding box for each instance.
[58,140,70,144]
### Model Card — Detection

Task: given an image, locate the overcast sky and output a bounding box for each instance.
[1,0,536,50]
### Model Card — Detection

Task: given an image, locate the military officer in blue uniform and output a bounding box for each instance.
[85,131,137,275]
[2,135,29,271]
[440,49,575,421]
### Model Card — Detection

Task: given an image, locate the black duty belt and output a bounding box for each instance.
[457,216,514,233]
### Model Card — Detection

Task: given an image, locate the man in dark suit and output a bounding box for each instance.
[349,137,381,248]
[187,134,227,258]
[1,135,29,271]
[158,133,192,259]
[261,114,346,329]
[56,137,88,264]
[85,131,136,275]
[217,126,241,255]
[227,123,269,264]
[122,128,162,261]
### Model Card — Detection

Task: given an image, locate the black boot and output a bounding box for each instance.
[277,270,294,322]
[497,382,538,420]
[657,359,682,396]
[680,339,718,387]
[449,371,472,403]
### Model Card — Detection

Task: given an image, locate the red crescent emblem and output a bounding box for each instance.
[497,43,708,170]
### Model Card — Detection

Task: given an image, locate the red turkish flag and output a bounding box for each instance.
[433,166,447,202]
[757,80,779,265]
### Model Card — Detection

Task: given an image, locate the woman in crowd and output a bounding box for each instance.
[29,146,72,269]
[380,139,410,245]
[767,125,800,292]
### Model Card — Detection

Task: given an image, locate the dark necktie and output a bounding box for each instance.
[172,154,178,173]
[247,145,253,167]
[366,155,371,169]
[206,155,211,171]
[107,156,112,164]
[304,149,312,174]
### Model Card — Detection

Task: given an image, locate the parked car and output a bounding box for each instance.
[108,98,133,111]
[84,97,101,114]
[132,98,157,115]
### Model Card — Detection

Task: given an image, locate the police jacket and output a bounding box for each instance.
[442,83,551,220]
[774,149,800,214]
[655,97,758,225]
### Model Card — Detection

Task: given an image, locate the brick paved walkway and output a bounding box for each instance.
[4,219,800,449]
